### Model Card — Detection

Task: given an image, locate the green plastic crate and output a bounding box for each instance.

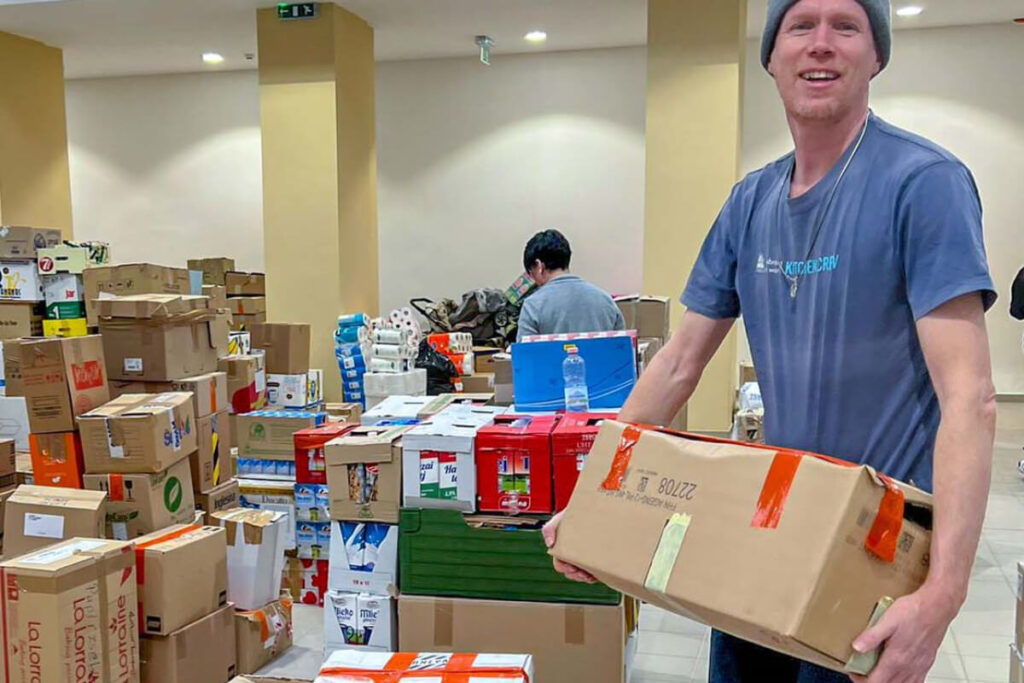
[46,301,85,320]
[398,507,620,605]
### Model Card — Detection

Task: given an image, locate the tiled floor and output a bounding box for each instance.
[260,423,1024,683]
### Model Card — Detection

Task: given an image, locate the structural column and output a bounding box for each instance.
[0,31,73,235]
[643,0,746,432]
[257,3,379,401]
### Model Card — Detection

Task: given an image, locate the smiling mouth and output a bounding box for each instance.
[801,70,840,82]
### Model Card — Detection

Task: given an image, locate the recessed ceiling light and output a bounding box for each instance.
[202,52,225,65]
[896,5,924,17]
[524,31,547,43]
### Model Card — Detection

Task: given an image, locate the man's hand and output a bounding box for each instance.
[542,511,597,584]
[848,584,960,683]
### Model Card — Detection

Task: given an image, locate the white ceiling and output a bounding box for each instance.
[0,0,1020,79]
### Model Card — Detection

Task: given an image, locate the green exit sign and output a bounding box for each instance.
[277,3,318,20]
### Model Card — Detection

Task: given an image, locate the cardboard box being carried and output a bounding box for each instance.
[78,392,197,473]
[83,262,191,327]
[0,227,62,259]
[0,303,43,340]
[2,484,107,557]
[98,295,225,382]
[140,603,237,683]
[84,457,196,539]
[551,421,933,672]
[195,478,240,523]
[188,258,236,286]
[212,508,289,611]
[251,323,310,375]
[0,537,140,683]
[134,524,229,635]
[316,651,533,683]
[399,595,627,683]
[234,597,293,674]
[20,335,110,433]
[326,425,408,524]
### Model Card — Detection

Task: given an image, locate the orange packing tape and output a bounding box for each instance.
[210,380,218,414]
[600,424,645,491]
[109,473,126,502]
[751,452,801,529]
[319,653,531,682]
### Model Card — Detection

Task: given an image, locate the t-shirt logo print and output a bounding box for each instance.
[757,254,766,273]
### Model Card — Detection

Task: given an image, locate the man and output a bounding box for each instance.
[516,229,625,341]
[543,1,997,682]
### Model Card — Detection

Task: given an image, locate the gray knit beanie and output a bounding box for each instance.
[761,0,891,72]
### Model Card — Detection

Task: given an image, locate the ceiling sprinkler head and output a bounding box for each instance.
[475,35,494,66]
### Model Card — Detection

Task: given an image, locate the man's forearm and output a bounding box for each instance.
[618,348,699,426]
[924,394,996,606]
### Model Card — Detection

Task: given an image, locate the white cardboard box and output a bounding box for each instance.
[267,373,311,409]
[211,507,288,610]
[0,396,30,450]
[328,521,398,594]
[41,273,84,305]
[363,370,427,399]
[0,261,43,302]
[401,404,506,513]
[323,592,397,654]
[360,395,436,426]
[238,478,297,550]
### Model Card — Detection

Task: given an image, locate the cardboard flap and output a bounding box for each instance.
[212,507,284,545]
[10,484,107,510]
[325,426,410,465]
[95,294,209,319]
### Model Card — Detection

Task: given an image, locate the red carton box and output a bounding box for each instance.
[475,414,558,514]
[294,423,358,484]
[551,412,618,511]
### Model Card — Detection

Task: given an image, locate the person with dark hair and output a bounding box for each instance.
[516,229,624,341]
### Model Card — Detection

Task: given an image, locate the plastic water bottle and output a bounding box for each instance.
[563,346,590,413]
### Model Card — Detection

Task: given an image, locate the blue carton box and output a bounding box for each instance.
[511,333,637,411]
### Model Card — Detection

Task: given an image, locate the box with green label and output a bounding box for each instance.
[45,300,86,319]
[398,507,620,605]
[84,457,196,539]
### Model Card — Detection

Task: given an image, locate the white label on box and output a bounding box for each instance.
[112,522,128,541]
[256,369,266,394]
[24,513,64,539]
[124,358,143,372]
[20,538,106,564]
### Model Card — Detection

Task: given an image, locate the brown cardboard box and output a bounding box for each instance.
[188,258,236,286]
[0,227,61,259]
[220,354,266,414]
[100,310,222,382]
[232,312,267,331]
[191,410,235,492]
[325,425,408,524]
[140,603,237,683]
[251,323,310,374]
[460,373,494,393]
[615,295,671,340]
[20,335,110,433]
[0,438,15,477]
[492,354,512,384]
[2,338,27,395]
[135,524,230,635]
[83,458,196,539]
[83,263,191,327]
[14,452,31,485]
[0,303,43,340]
[2,485,107,556]
[78,392,197,473]
[638,337,663,374]
[236,411,320,460]
[203,285,229,310]
[472,346,502,374]
[552,421,932,672]
[95,293,209,320]
[0,537,139,683]
[326,402,362,423]
[740,361,757,386]
[234,597,293,674]
[195,479,240,523]
[398,595,629,683]
[225,272,266,297]
[109,371,228,420]
[230,297,267,316]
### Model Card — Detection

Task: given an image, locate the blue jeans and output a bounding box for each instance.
[709,631,851,683]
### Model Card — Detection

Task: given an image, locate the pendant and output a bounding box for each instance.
[789,281,798,299]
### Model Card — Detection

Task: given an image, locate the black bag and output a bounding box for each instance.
[414,339,460,395]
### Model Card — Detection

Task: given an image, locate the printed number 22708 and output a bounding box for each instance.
[659,478,697,501]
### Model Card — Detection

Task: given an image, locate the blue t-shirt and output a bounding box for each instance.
[682,113,996,492]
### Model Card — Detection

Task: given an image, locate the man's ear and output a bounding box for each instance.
[767,58,775,77]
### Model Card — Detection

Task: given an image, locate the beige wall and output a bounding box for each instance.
[738,23,1024,396]
[0,30,73,235]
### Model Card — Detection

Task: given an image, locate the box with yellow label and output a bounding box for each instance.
[43,317,89,337]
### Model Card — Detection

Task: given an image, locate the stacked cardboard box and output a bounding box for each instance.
[250,322,320,411]
[475,414,558,515]
[37,242,110,338]
[0,228,61,344]
[82,262,192,327]
[224,271,267,330]
[136,523,236,683]
[321,424,409,651]
[1,484,107,556]
[20,335,111,489]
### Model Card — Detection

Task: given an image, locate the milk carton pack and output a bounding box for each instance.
[297,520,331,560]
[294,482,330,522]
[323,591,396,653]
[329,521,397,593]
